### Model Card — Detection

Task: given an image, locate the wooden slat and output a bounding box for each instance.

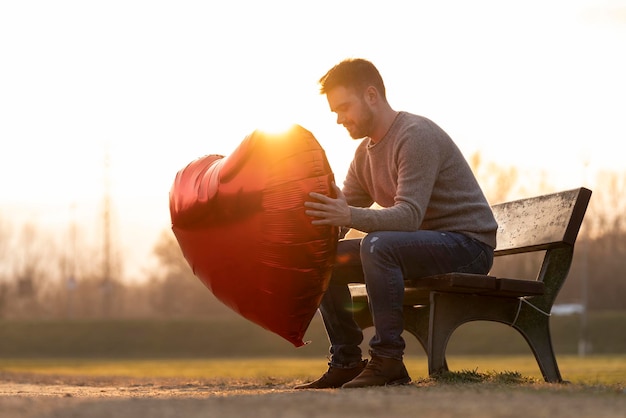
[405,273,497,293]
[350,273,500,306]
[492,187,591,255]
[492,278,544,297]
[350,283,432,306]
[348,284,368,299]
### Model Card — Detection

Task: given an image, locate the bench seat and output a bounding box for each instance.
[350,274,544,306]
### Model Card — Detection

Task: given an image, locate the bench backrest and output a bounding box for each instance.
[492,187,592,256]
[491,187,592,310]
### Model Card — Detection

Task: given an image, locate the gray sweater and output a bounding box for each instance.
[344,111,497,248]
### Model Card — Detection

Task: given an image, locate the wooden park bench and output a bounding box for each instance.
[349,187,592,383]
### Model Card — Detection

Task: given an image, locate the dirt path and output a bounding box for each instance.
[1,373,625,418]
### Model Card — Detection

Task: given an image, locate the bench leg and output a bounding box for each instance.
[428,292,470,376]
[427,291,561,381]
[351,299,373,330]
[403,305,442,366]
[512,303,563,383]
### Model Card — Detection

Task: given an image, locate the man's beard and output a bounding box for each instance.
[346,105,375,139]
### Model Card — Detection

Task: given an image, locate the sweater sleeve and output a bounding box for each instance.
[343,155,375,209]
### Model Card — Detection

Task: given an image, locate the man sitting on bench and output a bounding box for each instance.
[298,58,498,389]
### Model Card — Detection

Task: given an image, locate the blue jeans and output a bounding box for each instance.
[319,230,494,368]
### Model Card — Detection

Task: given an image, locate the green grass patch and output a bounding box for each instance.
[425,369,536,384]
[0,314,624,391]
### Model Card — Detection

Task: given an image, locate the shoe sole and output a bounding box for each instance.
[294,361,369,389]
[386,376,412,386]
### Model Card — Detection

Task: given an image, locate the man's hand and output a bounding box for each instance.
[305,183,351,226]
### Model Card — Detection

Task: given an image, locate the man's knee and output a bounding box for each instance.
[361,232,392,257]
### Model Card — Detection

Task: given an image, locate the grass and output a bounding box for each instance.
[426,369,536,385]
[1,315,624,395]
[1,355,624,386]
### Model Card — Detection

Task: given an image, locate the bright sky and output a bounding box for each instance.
[1,0,625,280]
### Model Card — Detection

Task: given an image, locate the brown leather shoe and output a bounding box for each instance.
[294,360,368,389]
[342,354,411,388]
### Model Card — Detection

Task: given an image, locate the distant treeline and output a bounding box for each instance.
[1,156,625,319]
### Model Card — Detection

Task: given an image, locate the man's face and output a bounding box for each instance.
[326,86,374,139]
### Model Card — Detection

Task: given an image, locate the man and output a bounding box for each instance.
[296,58,498,389]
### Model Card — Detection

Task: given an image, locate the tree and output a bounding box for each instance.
[0,222,64,318]
[469,151,519,203]
[0,214,11,316]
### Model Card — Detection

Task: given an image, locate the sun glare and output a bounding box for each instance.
[256,121,299,136]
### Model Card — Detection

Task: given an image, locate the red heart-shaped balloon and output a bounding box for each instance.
[169,125,338,346]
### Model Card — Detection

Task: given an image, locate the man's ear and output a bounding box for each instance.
[364,85,379,104]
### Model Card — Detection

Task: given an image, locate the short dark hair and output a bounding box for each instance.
[319,58,386,99]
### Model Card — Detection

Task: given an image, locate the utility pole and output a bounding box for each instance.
[101,144,112,318]
[66,202,77,318]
